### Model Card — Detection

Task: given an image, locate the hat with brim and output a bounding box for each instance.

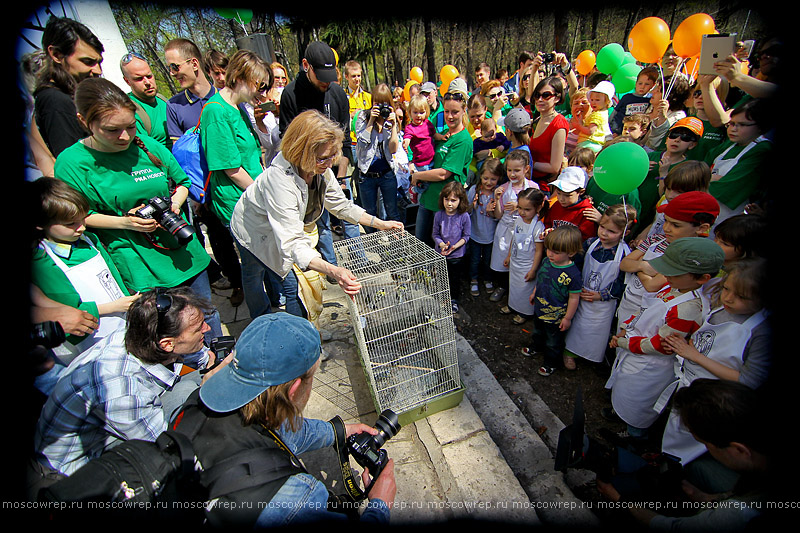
[200,313,321,413]
[420,82,437,94]
[503,107,532,133]
[550,166,587,192]
[648,237,724,276]
[669,116,704,138]
[304,41,338,83]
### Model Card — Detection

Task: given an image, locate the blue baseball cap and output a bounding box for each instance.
[200,313,321,413]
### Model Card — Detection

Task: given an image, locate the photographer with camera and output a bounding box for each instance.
[175,312,396,527]
[31,287,230,488]
[355,83,404,231]
[54,77,221,341]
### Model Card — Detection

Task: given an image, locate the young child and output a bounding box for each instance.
[621,114,652,151]
[467,158,502,296]
[576,80,615,153]
[473,117,511,165]
[660,257,772,469]
[639,117,704,230]
[713,213,769,269]
[639,160,712,243]
[542,166,598,242]
[617,191,720,325]
[565,88,590,157]
[606,237,724,445]
[30,178,139,359]
[523,225,583,376]
[433,181,472,314]
[502,107,534,178]
[609,66,658,136]
[564,203,637,368]
[489,150,537,302]
[403,94,436,202]
[567,147,595,188]
[501,188,548,324]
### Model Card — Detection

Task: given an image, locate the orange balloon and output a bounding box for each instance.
[627,17,671,64]
[673,13,716,58]
[439,64,458,84]
[331,48,339,66]
[574,50,596,76]
[409,66,423,84]
[403,80,416,102]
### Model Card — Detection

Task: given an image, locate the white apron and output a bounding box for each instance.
[507,216,543,315]
[660,308,768,464]
[490,181,532,272]
[606,288,704,429]
[565,239,630,362]
[616,238,663,325]
[42,236,127,362]
[709,140,758,233]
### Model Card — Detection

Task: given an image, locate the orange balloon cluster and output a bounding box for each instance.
[627,17,671,64]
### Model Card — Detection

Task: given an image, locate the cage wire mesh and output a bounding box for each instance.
[333,230,462,415]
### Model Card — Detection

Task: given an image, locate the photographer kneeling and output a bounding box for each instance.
[175,313,396,527]
[32,287,228,485]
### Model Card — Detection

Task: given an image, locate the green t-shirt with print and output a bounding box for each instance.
[54,136,210,292]
[129,93,171,150]
[200,93,264,224]
[419,127,473,212]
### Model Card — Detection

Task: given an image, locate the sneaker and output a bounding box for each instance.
[512,314,527,325]
[499,305,512,315]
[230,287,245,307]
[484,280,494,291]
[538,366,555,377]
[470,281,480,297]
[489,287,506,302]
[452,301,460,314]
[563,353,577,370]
[211,277,232,290]
[521,347,535,358]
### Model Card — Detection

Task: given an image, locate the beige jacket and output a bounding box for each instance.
[230,152,366,278]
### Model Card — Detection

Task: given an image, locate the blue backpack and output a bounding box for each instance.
[171,101,223,203]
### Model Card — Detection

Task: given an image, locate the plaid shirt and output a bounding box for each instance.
[34,328,181,476]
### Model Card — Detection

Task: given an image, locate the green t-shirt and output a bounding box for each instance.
[54,137,210,292]
[685,117,727,163]
[419,127,473,212]
[200,93,264,223]
[129,93,171,150]
[704,138,773,209]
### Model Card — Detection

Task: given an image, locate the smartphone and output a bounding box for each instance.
[740,39,755,59]
[258,101,277,113]
[699,33,737,75]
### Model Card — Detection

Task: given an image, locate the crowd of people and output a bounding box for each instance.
[20,13,783,529]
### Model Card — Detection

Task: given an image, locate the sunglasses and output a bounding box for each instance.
[692,90,703,98]
[121,52,146,65]
[168,58,193,73]
[155,288,173,331]
[443,92,466,101]
[668,131,698,142]
[487,91,502,99]
[533,91,557,100]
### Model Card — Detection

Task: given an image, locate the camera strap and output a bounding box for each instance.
[328,415,371,514]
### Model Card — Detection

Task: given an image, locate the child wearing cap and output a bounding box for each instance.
[542,166,598,242]
[617,191,719,326]
[606,237,724,445]
[575,80,616,153]
[638,117,704,231]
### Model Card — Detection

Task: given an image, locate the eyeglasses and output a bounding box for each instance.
[692,90,703,98]
[167,58,193,73]
[316,154,338,166]
[443,92,466,101]
[725,121,757,129]
[668,131,698,142]
[533,91,557,100]
[121,52,146,65]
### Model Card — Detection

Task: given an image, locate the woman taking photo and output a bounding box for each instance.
[54,77,220,338]
[230,110,403,320]
[528,75,569,191]
[355,83,403,229]
[411,90,474,246]
[200,49,270,227]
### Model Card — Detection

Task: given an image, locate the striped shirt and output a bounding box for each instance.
[34,328,181,475]
[619,287,705,355]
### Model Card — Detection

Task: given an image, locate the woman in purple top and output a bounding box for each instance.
[433,181,471,313]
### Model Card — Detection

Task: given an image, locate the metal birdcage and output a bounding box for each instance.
[333,230,464,423]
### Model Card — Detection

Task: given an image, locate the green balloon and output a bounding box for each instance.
[612,63,642,94]
[215,8,253,24]
[596,43,625,75]
[593,142,649,195]
[622,52,637,65]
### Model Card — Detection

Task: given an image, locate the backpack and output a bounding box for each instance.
[171,101,223,204]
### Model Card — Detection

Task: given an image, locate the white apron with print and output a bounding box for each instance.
[565,239,630,362]
[616,238,663,325]
[490,181,532,272]
[660,308,768,464]
[606,289,703,429]
[507,216,543,315]
[709,140,758,231]
[42,236,127,361]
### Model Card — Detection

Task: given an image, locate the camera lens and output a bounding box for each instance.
[372,409,400,447]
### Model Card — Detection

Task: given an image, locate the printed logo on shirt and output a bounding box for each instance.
[131,168,166,182]
[625,103,649,115]
[694,329,716,355]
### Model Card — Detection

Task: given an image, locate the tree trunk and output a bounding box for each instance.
[424,19,436,83]
[554,8,569,53]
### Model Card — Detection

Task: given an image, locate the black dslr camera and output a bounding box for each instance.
[30,321,66,349]
[346,409,400,479]
[376,102,393,120]
[134,196,195,246]
[542,52,556,63]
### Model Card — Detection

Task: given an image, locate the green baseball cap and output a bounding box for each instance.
[649,237,724,276]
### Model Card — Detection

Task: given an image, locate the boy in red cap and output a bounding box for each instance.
[616,191,719,325]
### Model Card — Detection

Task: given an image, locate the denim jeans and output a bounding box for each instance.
[236,240,306,320]
[468,241,493,281]
[415,205,435,247]
[531,315,567,369]
[360,169,400,233]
